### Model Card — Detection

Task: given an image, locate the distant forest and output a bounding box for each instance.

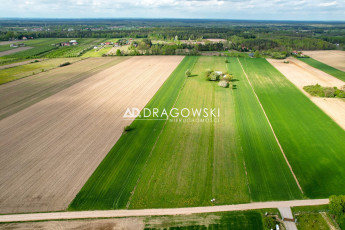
[1,19,344,55]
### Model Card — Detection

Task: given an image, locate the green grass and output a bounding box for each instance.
[229,57,303,201]
[69,56,198,210]
[295,213,330,230]
[0,58,82,84]
[81,45,113,57]
[0,45,15,52]
[144,211,264,230]
[298,57,345,82]
[292,205,329,214]
[129,57,250,209]
[239,58,345,198]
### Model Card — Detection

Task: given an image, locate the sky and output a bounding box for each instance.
[0,0,344,21]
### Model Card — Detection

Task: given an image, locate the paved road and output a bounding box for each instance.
[0,199,329,223]
[279,207,298,230]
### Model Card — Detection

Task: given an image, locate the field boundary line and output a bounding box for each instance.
[237,58,304,194]
[0,199,328,223]
[126,59,192,209]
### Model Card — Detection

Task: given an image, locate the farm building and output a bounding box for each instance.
[60,40,78,46]
[60,42,71,46]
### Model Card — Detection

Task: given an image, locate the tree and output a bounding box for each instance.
[116,49,122,56]
[185,69,191,77]
[329,195,345,218]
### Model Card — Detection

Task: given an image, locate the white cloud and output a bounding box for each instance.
[318,1,337,6]
[0,0,345,20]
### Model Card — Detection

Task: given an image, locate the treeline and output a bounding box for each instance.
[0,23,342,52]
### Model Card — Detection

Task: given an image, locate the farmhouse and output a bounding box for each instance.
[60,42,71,46]
[60,40,78,46]
[69,40,78,45]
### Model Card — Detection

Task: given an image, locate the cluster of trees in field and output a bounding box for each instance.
[303,84,345,98]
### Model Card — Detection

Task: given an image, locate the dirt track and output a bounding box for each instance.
[0,46,32,57]
[0,199,329,223]
[0,56,184,214]
[268,57,345,130]
[302,50,345,72]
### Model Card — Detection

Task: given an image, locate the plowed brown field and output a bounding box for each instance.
[0,56,183,214]
[302,50,345,72]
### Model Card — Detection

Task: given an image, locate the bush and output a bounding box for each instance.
[123,125,132,132]
[209,71,218,81]
[218,80,229,88]
[263,216,276,229]
[59,62,71,67]
[185,69,191,77]
[116,49,122,56]
[225,59,229,63]
[223,74,234,82]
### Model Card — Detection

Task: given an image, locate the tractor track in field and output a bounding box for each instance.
[237,58,304,195]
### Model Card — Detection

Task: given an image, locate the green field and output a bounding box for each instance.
[298,57,345,82]
[144,211,265,230]
[45,38,103,58]
[228,58,302,201]
[239,58,345,198]
[3,38,67,59]
[0,58,82,84]
[82,45,113,57]
[0,45,15,52]
[128,57,251,208]
[69,56,345,211]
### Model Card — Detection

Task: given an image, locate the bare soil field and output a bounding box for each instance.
[268,57,345,130]
[302,50,345,72]
[0,47,32,57]
[0,40,24,45]
[0,57,127,120]
[0,56,183,214]
[0,218,145,230]
[206,38,227,42]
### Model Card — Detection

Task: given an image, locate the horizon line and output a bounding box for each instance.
[0,17,345,23]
